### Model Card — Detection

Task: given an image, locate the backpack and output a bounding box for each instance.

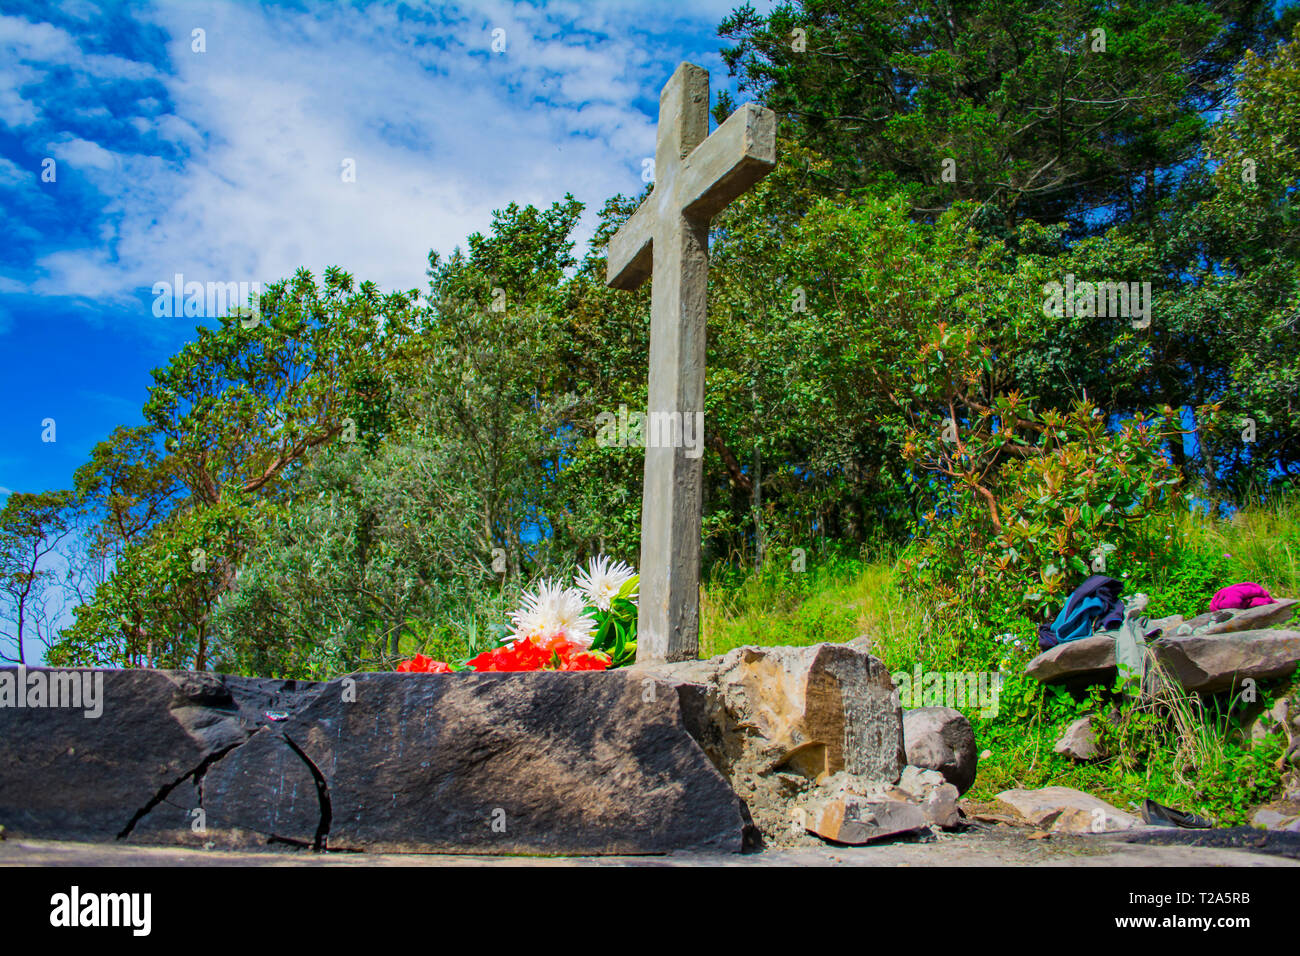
[1037,575,1125,651]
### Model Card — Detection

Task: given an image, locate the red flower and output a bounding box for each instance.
[465,636,612,672]
[468,640,550,671]
[561,651,612,671]
[397,654,452,673]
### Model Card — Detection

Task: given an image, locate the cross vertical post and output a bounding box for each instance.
[606,63,776,663]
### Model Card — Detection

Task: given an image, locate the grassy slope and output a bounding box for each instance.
[700,494,1300,824]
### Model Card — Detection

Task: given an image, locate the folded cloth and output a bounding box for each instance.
[1210,582,1274,612]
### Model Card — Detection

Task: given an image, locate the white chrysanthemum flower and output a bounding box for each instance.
[575,555,638,611]
[510,579,597,646]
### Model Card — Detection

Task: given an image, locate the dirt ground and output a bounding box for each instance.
[2,823,1296,867]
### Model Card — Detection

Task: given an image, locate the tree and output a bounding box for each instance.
[0,491,74,664]
[719,0,1280,234]
[51,268,426,667]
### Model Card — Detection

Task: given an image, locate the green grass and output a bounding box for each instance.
[700,493,1300,825]
[1181,493,1300,601]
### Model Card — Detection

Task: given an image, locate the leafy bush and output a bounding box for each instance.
[901,398,1186,625]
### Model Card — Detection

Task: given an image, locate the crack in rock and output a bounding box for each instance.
[281,733,332,851]
[116,744,240,840]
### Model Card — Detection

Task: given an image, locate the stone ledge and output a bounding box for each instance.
[0,668,750,855]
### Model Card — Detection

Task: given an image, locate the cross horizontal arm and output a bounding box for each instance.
[678,104,777,221]
[606,199,655,291]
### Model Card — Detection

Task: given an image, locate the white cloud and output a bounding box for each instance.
[49,136,119,170]
[9,0,775,318]
[0,156,29,185]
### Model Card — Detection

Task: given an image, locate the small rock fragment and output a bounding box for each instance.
[1054,716,1101,761]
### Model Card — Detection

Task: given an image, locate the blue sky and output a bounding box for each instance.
[0,0,772,499]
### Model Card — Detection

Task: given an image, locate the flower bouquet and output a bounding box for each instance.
[396,556,639,673]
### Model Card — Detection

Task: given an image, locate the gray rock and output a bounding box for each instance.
[1054,716,1101,761]
[996,786,1140,833]
[0,668,751,855]
[1153,629,1300,693]
[1186,599,1297,636]
[1147,614,1185,637]
[896,765,961,828]
[633,641,905,846]
[1026,636,1119,685]
[903,706,977,794]
[1238,698,1294,747]
[635,642,905,782]
[1251,800,1300,832]
[798,774,929,844]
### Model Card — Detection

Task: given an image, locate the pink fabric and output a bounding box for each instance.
[1210,582,1274,611]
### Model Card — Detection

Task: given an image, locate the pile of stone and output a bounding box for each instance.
[634,641,976,847]
[1025,598,1300,693]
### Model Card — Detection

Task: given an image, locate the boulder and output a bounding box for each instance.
[633,641,906,845]
[1054,716,1101,761]
[1152,629,1300,693]
[1237,698,1295,748]
[902,706,977,794]
[0,667,751,855]
[996,786,1139,833]
[896,766,962,828]
[1025,636,1118,685]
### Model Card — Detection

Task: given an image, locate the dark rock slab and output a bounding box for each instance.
[0,669,278,841]
[293,672,748,854]
[0,668,750,855]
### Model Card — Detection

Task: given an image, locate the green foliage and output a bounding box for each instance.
[903,401,1185,621]
[719,0,1280,233]
[51,494,269,670]
[209,438,498,679]
[586,575,641,669]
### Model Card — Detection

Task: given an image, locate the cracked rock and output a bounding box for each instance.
[0,668,264,842]
[0,667,749,855]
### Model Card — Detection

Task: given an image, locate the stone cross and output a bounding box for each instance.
[606,63,776,663]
